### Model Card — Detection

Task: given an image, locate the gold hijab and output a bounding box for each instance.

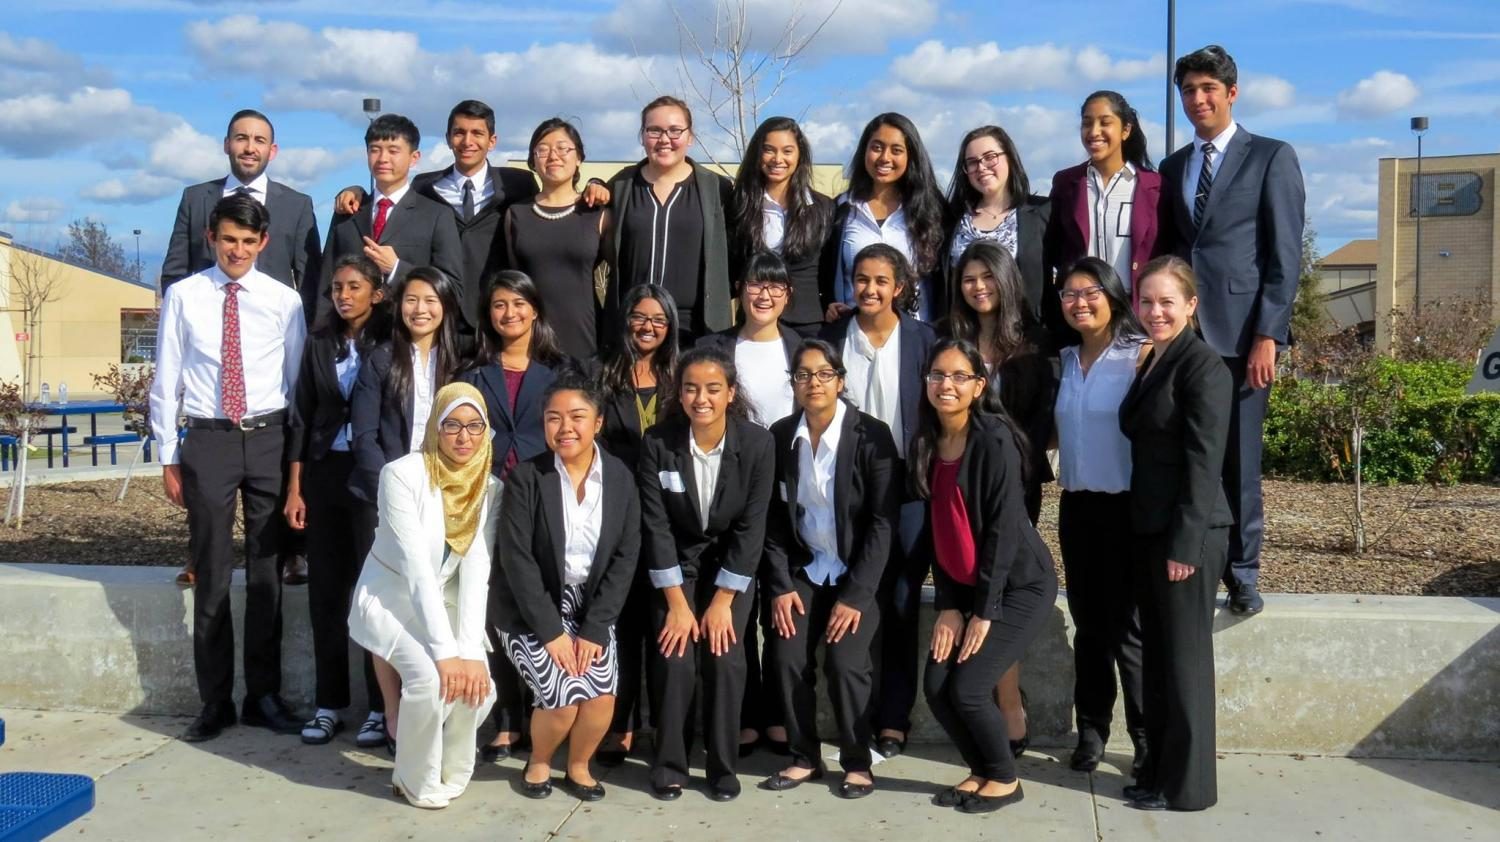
[421,382,494,556]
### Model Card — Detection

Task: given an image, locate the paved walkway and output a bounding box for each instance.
[1,709,1495,841]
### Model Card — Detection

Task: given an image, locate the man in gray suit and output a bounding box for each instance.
[1162,45,1305,616]
[161,109,321,292]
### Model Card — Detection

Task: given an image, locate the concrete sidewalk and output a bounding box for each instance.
[1,710,1494,841]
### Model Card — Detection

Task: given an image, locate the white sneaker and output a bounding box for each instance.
[355,712,388,748]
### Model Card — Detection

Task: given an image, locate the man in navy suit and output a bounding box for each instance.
[1162,45,1305,616]
[161,109,321,292]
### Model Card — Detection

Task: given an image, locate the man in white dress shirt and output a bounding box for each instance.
[151,194,308,742]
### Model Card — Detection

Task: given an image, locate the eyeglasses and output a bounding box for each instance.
[924,371,982,385]
[643,126,689,141]
[628,313,670,329]
[439,420,487,436]
[791,369,841,384]
[1059,285,1105,304]
[533,144,576,159]
[962,150,1005,173]
[744,281,789,298]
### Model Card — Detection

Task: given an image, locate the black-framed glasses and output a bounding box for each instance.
[533,143,576,158]
[745,281,789,298]
[439,420,487,436]
[791,369,842,384]
[924,371,982,385]
[962,150,1005,173]
[1059,285,1105,304]
[643,126,689,141]
[627,313,670,329]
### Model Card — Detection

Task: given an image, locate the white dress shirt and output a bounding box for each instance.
[557,444,606,587]
[690,433,724,533]
[1087,162,1137,290]
[432,165,494,216]
[761,191,787,253]
[1183,121,1239,222]
[150,264,306,465]
[834,196,931,320]
[735,335,794,427]
[843,322,904,457]
[223,172,270,204]
[331,340,361,452]
[1055,338,1140,494]
[795,399,847,585]
[408,345,437,452]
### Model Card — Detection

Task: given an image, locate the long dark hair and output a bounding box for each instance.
[1082,90,1154,173]
[668,345,754,424]
[387,267,465,410]
[600,284,680,398]
[845,113,945,275]
[311,254,392,361]
[907,338,1028,500]
[471,270,566,368]
[731,117,830,263]
[1061,256,1147,345]
[946,241,1031,367]
[945,125,1031,219]
[853,243,918,316]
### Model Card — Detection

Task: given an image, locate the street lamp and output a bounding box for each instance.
[363,98,382,197]
[132,229,141,283]
[1410,116,1428,316]
[1165,0,1177,158]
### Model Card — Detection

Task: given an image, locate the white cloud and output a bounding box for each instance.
[0,31,111,97]
[2,197,66,225]
[1238,74,1296,113]
[0,86,174,157]
[79,173,184,204]
[891,40,1164,94]
[595,0,937,57]
[1337,70,1419,118]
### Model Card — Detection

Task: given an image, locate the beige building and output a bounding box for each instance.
[0,232,158,401]
[504,160,851,198]
[1318,238,1377,336]
[1375,152,1499,348]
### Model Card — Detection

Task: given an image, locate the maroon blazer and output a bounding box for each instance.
[1043,162,1171,308]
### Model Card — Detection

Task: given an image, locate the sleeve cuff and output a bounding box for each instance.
[649,565,685,588]
[428,640,459,662]
[157,436,181,465]
[714,568,753,593]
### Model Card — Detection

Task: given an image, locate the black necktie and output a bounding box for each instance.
[1194,141,1216,225]
[461,180,475,222]
[234,186,253,198]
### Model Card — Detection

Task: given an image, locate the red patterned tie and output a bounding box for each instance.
[221,281,246,423]
[372,197,393,242]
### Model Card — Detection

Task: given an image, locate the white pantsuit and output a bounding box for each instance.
[348,453,501,804]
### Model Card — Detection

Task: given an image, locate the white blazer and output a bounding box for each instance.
[348,452,502,663]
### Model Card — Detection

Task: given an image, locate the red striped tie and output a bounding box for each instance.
[221,281,246,423]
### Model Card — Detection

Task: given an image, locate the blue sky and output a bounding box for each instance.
[2,0,1496,277]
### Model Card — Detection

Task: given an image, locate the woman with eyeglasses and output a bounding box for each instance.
[590,283,681,765]
[758,339,898,799]
[1054,257,1151,777]
[506,118,611,360]
[913,339,1057,814]
[729,117,835,338]
[607,95,735,344]
[942,126,1054,336]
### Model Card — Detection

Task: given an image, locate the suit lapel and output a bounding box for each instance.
[708,420,739,528]
[1071,166,1091,253]
[512,364,555,435]
[426,482,455,577]
[1130,173,1159,260]
[1198,130,1251,230]
[479,364,516,429]
[831,408,857,546]
[678,425,704,532]
[1124,330,1189,413]
[1169,147,1194,238]
[781,416,804,549]
[540,459,568,587]
[379,191,424,245]
[897,316,923,438]
[586,457,623,594]
[353,197,374,244]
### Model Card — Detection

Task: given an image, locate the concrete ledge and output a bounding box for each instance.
[0,563,1495,760]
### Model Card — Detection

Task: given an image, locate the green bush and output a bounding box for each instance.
[1265,360,1500,484]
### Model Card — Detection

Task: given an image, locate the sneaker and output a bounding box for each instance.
[302,709,344,745]
[356,712,388,748]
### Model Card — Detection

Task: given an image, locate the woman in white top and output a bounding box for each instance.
[1052,256,1151,777]
[347,382,501,809]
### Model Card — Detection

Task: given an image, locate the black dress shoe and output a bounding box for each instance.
[650,783,683,802]
[1069,731,1106,772]
[958,783,1024,814]
[521,777,553,799]
[1128,792,1168,811]
[1009,735,1030,758]
[241,695,302,734]
[480,742,511,763]
[707,779,741,802]
[875,735,907,758]
[758,764,825,791]
[183,702,236,742]
[563,776,606,802]
[1231,585,1265,616]
[1122,783,1154,802]
[837,779,875,800]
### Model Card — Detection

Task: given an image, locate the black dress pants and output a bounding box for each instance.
[738,595,784,734]
[179,424,285,705]
[768,573,879,773]
[923,575,1056,783]
[1059,490,1144,742]
[1221,356,1270,592]
[609,569,655,734]
[1132,527,1228,811]
[304,451,382,712]
[873,499,926,734]
[649,574,755,789]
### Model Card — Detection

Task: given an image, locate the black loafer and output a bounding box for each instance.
[758,765,825,791]
[1128,792,1168,811]
[241,694,302,735]
[958,783,1024,813]
[183,702,237,742]
[875,735,906,758]
[650,783,683,802]
[521,778,553,799]
[933,787,974,808]
[837,779,875,799]
[563,776,605,802]
[1069,732,1105,772]
[708,782,741,802]
[1230,585,1265,616]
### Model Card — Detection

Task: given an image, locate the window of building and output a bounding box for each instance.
[121,308,157,363]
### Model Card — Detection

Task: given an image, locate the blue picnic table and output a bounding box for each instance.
[31,401,149,469]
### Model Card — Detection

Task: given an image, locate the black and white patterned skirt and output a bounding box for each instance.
[501,585,618,710]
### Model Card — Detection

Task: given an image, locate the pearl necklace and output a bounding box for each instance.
[531,202,577,221]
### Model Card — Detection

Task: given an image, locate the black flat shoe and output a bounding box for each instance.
[758,765,826,791]
[933,787,976,808]
[521,778,553,799]
[596,748,628,768]
[241,694,302,735]
[958,783,1024,814]
[875,735,907,758]
[1128,792,1168,811]
[563,776,605,802]
[837,779,875,799]
[1122,783,1154,802]
[1069,732,1105,772]
[183,702,236,742]
[480,742,511,763]
[1009,735,1030,758]
[650,784,683,802]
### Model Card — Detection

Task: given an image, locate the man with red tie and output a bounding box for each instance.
[311,114,464,327]
[151,194,309,742]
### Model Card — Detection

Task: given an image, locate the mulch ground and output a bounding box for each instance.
[0,477,1496,597]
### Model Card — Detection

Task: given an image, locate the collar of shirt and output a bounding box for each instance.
[223,172,270,200]
[1088,160,1137,190]
[849,197,907,231]
[1193,121,1238,156]
[440,165,491,200]
[554,442,606,500]
[374,182,412,216]
[792,397,846,459]
[208,263,272,292]
[690,431,726,461]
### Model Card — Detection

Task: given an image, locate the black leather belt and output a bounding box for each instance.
[182,409,287,431]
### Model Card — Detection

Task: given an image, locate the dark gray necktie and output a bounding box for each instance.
[1194,141,1216,224]
[233,186,253,198]
[461,180,475,222]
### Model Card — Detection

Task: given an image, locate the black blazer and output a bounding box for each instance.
[1161,128,1305,356]
[991,327,1059,522]
[819,313,937,455]
[921,413,1055,621]
[458,360,560,477]
[491,449,641,646]
[728,191,836,327]
[287,331,366,463]
[314,190,465,326]
[636,414,776,586]
[941,196,1051,327]
[1119,329,1234,563]
[762,405,899,613]
[161,179,320,291]
[412,165,539,291]
[348,343,414,504]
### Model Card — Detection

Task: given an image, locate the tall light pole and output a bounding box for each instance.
[363,98,382,197]
[1166,0,1177,158]
[132,228,141,283]
[1410,116,1428,317]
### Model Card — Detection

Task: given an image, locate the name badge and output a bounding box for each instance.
[659,471,686,493]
